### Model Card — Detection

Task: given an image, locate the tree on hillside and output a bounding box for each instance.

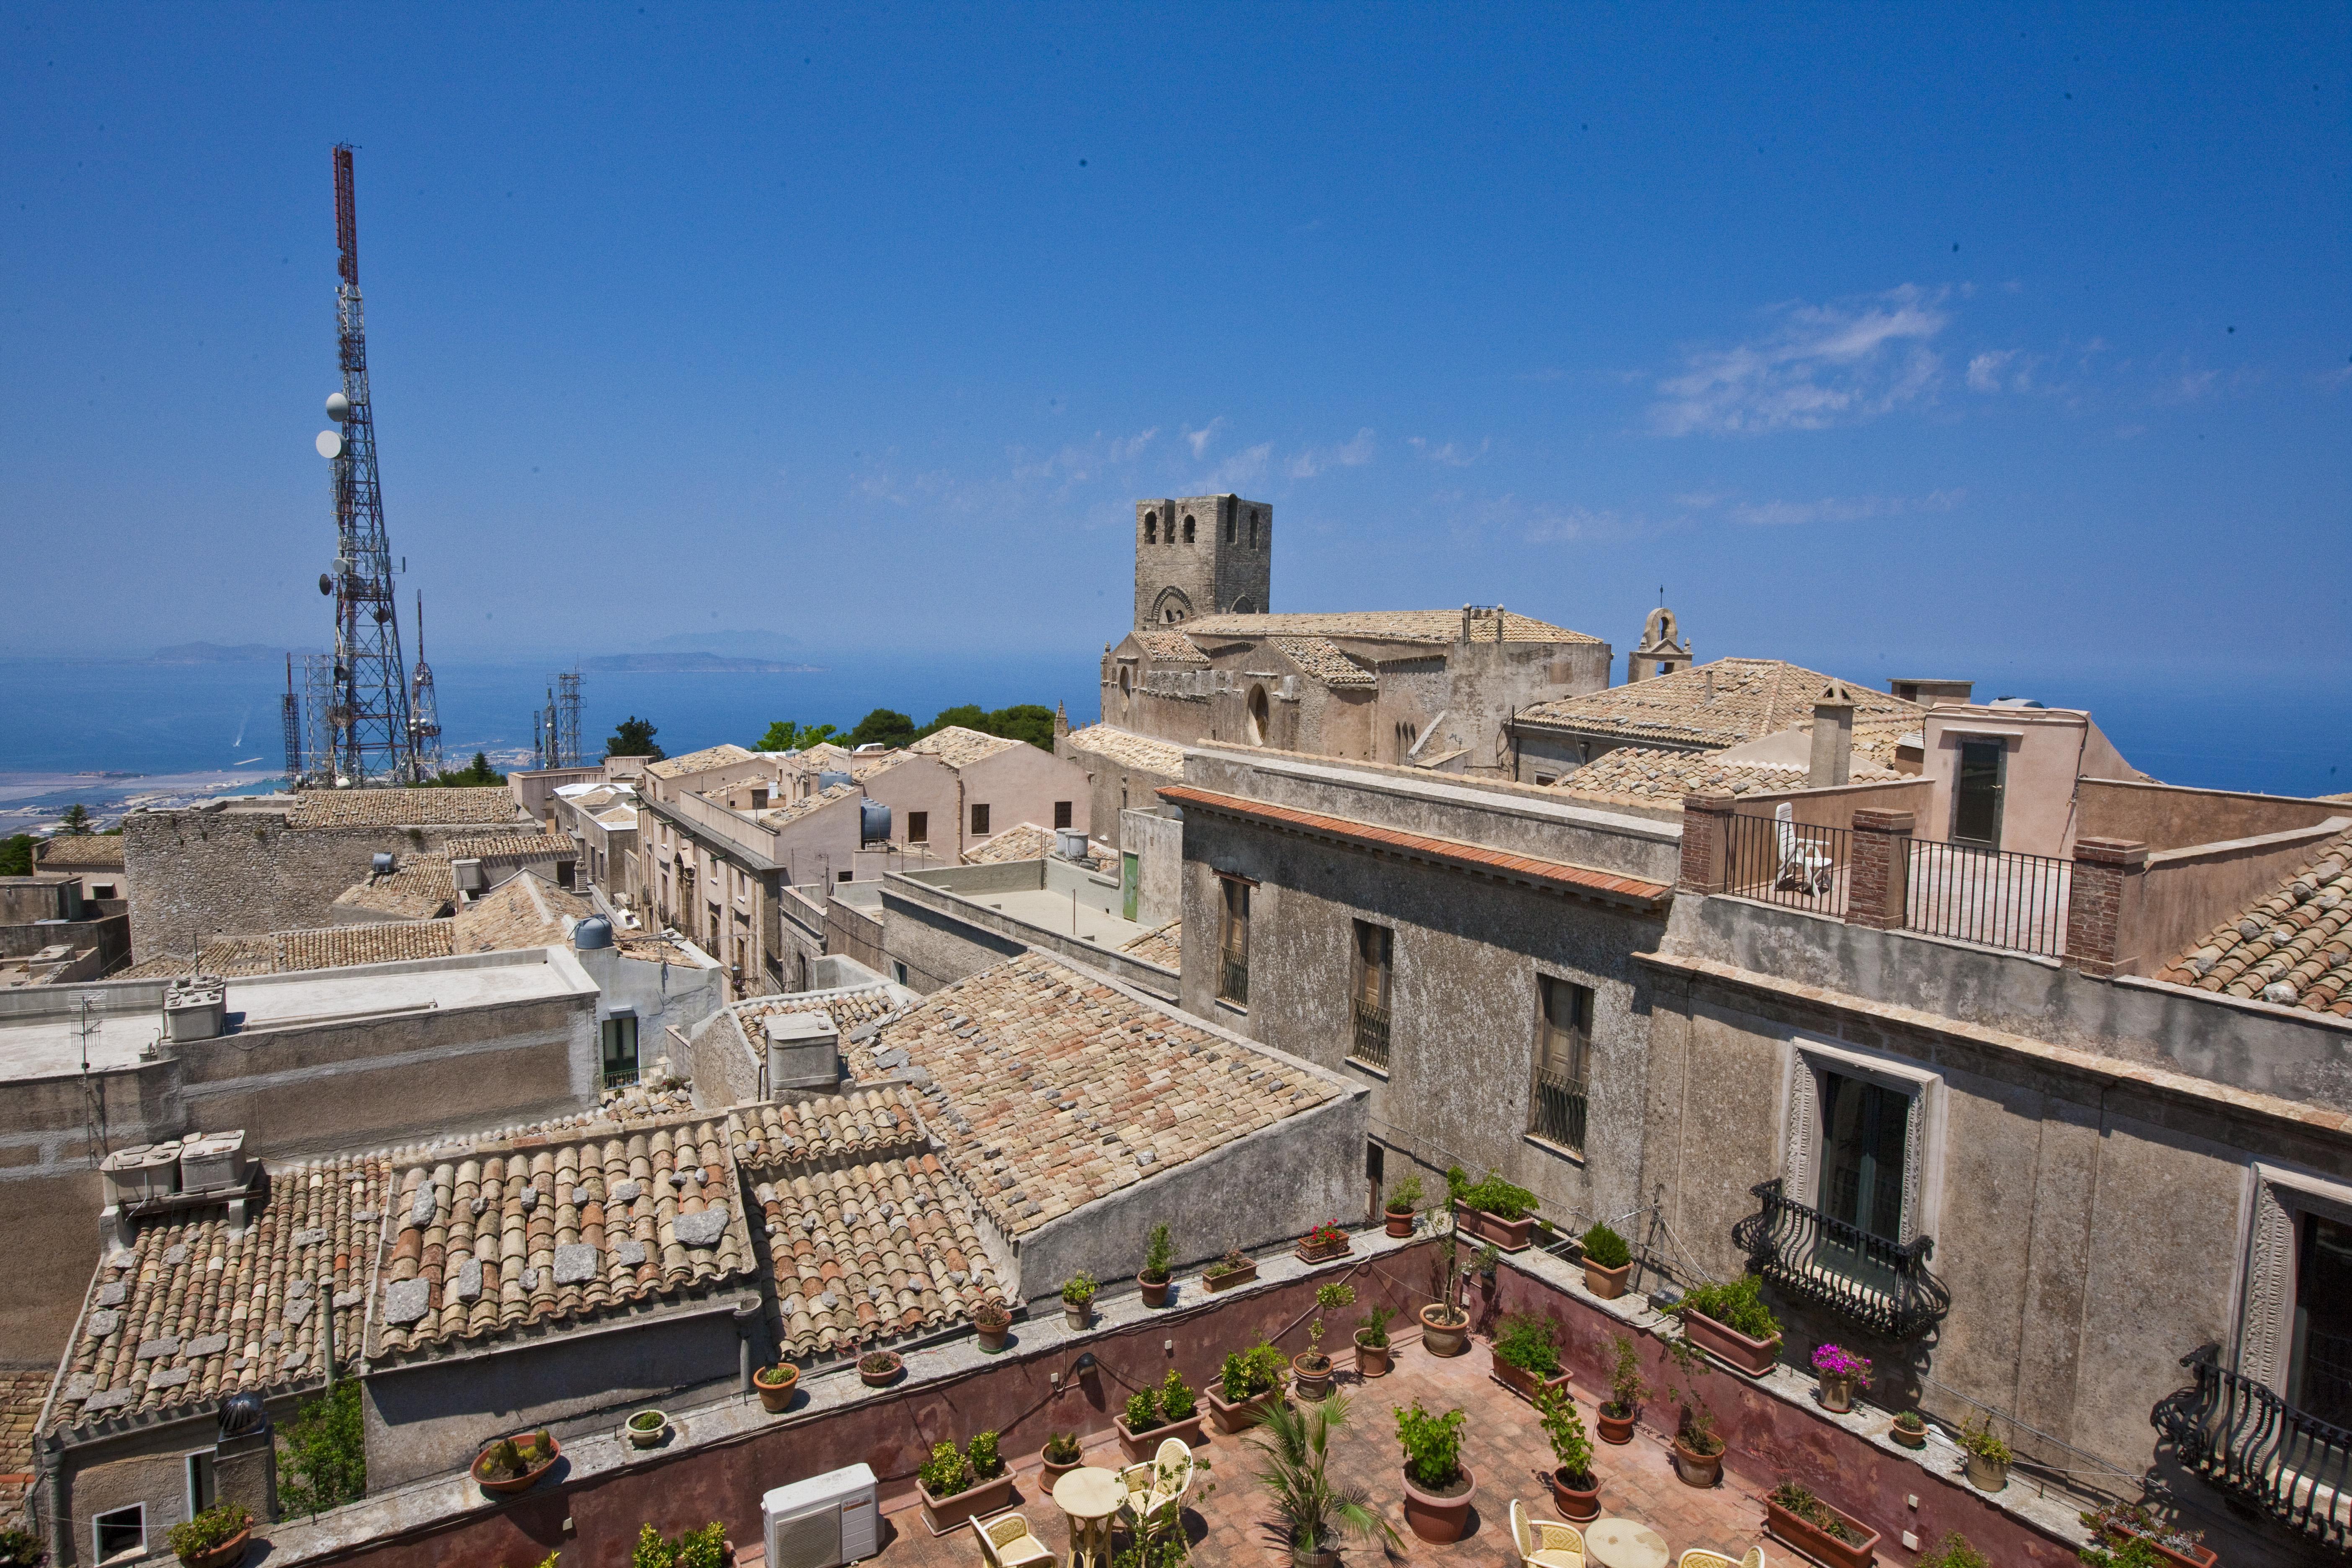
[0,836,33,877]
[754,720,800,752]
[57,803,92,835]
[918,703,1057,752]
[847,709,916,749]
[606,716,665,761]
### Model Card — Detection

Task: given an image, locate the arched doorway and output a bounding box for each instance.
[1246,684,1270,746]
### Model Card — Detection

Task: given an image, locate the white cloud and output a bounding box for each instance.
[1651,285,1950,436]
[1408,436,1489,467]
[1727,488,1965,527]
[1289,428,1377,479]
[1966,351,2017,393]
[1194,441,1271,491]
[1184,418,1226,458]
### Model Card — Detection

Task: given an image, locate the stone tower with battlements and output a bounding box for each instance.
[1133,495,1272,631]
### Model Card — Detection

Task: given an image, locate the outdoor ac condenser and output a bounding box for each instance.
[762,1462,877,1568]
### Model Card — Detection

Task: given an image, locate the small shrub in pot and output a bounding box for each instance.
[1354,1304,1394,1377]
[1139,1223,1176,1306]
[1580,1222,1633,1298]
[1598,1333,1648,1443]
[1394,1400,1475,1542]
[1534,1383,1599,1522]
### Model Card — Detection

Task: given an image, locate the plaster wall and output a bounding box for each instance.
[878,872,1175,999]
[2133,819,2351,979]
[1059,736,1182,846]
[0,910,130,972]
[823,895,888,983]
[1726,777,1933,831]
[1119,808,1183,927]
[2079,778,2343,851]
[1918,707,2137,856]
[575,943,725,1079]
[506,767,605,823]
[956,742,1093,851]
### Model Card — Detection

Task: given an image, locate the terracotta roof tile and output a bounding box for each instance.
[729,1089,927,1170]
[333,854,455,921]
[1063,725,1186,777]
[117,921,459,979]
[965,823,1053,864]
[285,788,524,829]
[445,831,577,861]
[644,744,759,781]
[1269,637,1376,688]
[451,872,593,952]
[1180,609,1600,645]
[909,726,1023,769]
[34,836,124,869]
[1516,659,1921,760]
[1118,920,1182,970]
[2156,830,2352,1016]
[1550,746,1903,807]
[752,782,859,828]
[1133,630,1208,664]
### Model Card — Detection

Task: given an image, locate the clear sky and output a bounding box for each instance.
[4,4,2346,688]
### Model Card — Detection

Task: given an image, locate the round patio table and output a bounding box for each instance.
[1585,1516,1670,1568]
[1053,1465,1126,1568]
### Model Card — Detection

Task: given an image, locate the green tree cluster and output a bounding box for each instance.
[606,716,666,761]
[0,836,33,878]
[278,1380,366,1516]
[751,703,1057,756]
[415,752,506,787]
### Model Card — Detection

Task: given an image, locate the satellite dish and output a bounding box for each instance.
[325,392,351,421]
[315,430,345,460]
[319,573,333,596]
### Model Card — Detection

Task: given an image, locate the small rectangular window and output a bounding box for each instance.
[187,1450,217,1516]
[1349,920,1393,1068]
[95,1505,144,1562]
[1533,774,1557,788]
[1053,800,1073,830]
[601,1015,640,1089]
[893,961,910,985]
[970,803,991,836]
[837,869,853,884]
[91,882,117,900]
[1217,876,1251,1005]
[749,787,769,811]
[1529,977,1591,1153]
[906,811,928,844]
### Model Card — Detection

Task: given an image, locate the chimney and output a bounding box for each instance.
[1809,681,1857,788]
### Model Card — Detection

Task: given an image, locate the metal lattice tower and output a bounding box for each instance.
[281,654,305,792]
[409,592,444,778]
[317,144,415,785]
[300,653,340,786]
[556,673,583,769]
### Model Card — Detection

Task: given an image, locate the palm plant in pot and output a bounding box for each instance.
[1534,1383,1601,1522]
[1354,1305,1395,1378]
[1579,1221,1634,1299]
[1061,1271,1098,1331]
[1249,1391,1398,1568]
[1291,1282,1356,1400]
[1661,1334,1726,1488]
[1597,1333,1648,1444]
[753,1361,799,1413]
[1139,1223,1176,1308]
[1383,1173,1421,1238]
[1395,1400,1475,1542]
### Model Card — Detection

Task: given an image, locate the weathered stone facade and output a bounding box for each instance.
[1133,494,1272,628]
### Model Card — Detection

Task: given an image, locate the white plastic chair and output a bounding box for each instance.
[1774,802,1834,893]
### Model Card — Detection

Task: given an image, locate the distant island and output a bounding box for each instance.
[582,653,823,674]
[151,642,284,663]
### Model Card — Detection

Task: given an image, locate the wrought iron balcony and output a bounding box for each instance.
[1350,998,1391,1068]
[2157,1344,2352,1549]
[1731,1178,1950,1341]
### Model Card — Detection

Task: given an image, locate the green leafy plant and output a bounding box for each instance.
[1916,1533,1990,1568]
[167,1501,252,1559]
[2077,1540,2166,1568]
[1534,1383,1594,1488]
[1250,1390,1398,1566]
[1043,1431,1082,1464]
[1141,1222,1174,1283]
[1204,1247,1252,1281]
[1661,1334,1724,1456]
[1444,1165,1470,1204]
[1386,1173,1423,1214]
[754,1362,797,1387]
[1356,1304,1393,1350]
[280,1380,368,1515]
[1474,1241,1501,1276]
[1769,1483,1864,1545]
[1061,1271,1099,1307]
[1604,1333,1649,1418]
[1158,1369,1197,1422]
[1678,1273,1782,1341]
[968,1430,1003,1480]
[1958,1414,2012,1465]
[628,1410,664,1432]
[1222,1341,1289,1401]
[1394,1402,1466,1491]
[1125,1386,1162,1431]
[1493,1312,1561,1378]
[0,1527,41,1566]
[859,1351,900,1377]
[1580,1222,1632,1270]
[919,1440,972,1497]
[629,1521,727,1568]
[1456,1171,1538,1220]
[1303,1282,1357,1365]
[2079,1501,2205,1559]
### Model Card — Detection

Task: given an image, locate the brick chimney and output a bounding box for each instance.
[1809,681,1857,788]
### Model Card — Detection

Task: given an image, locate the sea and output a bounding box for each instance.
[0,655,2344,829]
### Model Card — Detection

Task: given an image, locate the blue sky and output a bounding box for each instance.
[4,4,2346,691]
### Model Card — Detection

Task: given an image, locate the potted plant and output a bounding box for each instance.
[1915,1534,1989,1568]
[1580,1222,1633,1299]
[918,1430,1014,1533]
[1598,1333,1647,1444]
[1354,1305,1395,1378]
[972,1298,1012,1352]
[473,1429,561,1496]
[626,1408,670,1449]
[1890,1409,1926,1449]
[1474,1241,1501,1287]
[1394,1401,1475,1543]
[1957,1415,2011,1492]
[1812,1343,1872,1413]
[1534,1382,1601,1522]
[1202,1246,1257,1293]
[2080,1501,2218,1568]
[1296,1218,1351,1264]
[1453,1171,1539,1251]
[1661,1335,1725,1488]
[1765,1480,1882,1568]
[753,1362,799,1413]
[1210,1341,1291,1432]
[1676,1274,1783,1376]
[1292,1282,1357,1399]
[1490,1311,1573,1403]
[1061,1271,1098,1330]
[1117,1367,1207,1460]
[1040,1431,1084,1488]
[1383,1173,1422,1239]
[628,1521,728,1568]
[1249,1390,1399,1568]
[858,1349,904,1387]
[169,1501,254,1568]
[1139,1223,1176,1308]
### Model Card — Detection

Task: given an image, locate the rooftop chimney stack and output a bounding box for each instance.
[1810,681,1857,788]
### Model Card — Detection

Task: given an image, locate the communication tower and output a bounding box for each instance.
[311,144,415,785]
[280,654,304,792]
[556,672,583,769]
[301,653,340,787]
[409,592,444,778]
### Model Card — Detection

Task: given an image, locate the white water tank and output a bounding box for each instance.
[762,1462,877,1568]
[1055,827,1088,860]
[765,1011,840,1093]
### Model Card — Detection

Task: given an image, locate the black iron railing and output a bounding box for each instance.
[1905,839,2070,957]
[1732,1178,1950,1340]
[1219,958,1249,1006]
[1529,1067,1588,1153]
[1718,812,1851,918]
[1350,998,1391,1068]
[2157,1344,2352,1548]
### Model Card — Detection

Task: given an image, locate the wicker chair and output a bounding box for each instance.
[1677,1548,1764,1568]
[971,1512,1055,1568]
[1509,1498,1586,1568]
[1149,1438,1195,1511]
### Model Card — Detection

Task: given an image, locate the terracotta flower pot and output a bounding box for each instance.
[1460,1206,1534,1252]
[1418,1303,1469,1357]
[473,1435,562,1496]
[859,1353,904,1387]
[1354,1335,1392,1377]
[181,1525,253,1568]
[1681,1308,1782,1377]
[919,1469,1016,1534]
[1582,1258,1631,1300]
[1115,1410,1207,1464]
[1818,1373,1857,1413]
[2108,1525,2219,1568]
[1063,1301,1091,1331]
[1549,1468,1601,1523]
[1202,1259,1257,1293]
[1292,1352,1335,1401]
[1400,1464,1477,1543]
[1489,1347,1573,1404]
[975,1318,1011,1352]
[1040,1452,1083,1488]
[1295,1237,1352,1265]
[1889,1419,1925,1449]
[1597,1407,1636,1444]
[1384,1207,1414,1239]
[1140,1275,1173,1308]
[754,1365,799,1413]
[1963,1450,2009,1493]
[1670,1436,1723,1489]
[1207,1383,1284,1434]
[1765,1493,1881,1568]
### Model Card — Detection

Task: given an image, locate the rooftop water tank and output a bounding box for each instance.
[573,915,614,950]
[860,799,892,846]
[816,770,854,792]
[371,851,397,875]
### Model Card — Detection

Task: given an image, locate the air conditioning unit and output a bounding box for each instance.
[762,1462,877,1568]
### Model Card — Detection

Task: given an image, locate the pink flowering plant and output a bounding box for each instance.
[1810,1344,1873,1385]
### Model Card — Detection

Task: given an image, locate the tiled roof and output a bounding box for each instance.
[1551,746,1903,807]
[1064,724,1187,777]
[730,1090,927,1169]
[333,854,454,921]
[593,805,640,830]
[1181,609,1601,646]
[2157,831,2352,1016]
[965,823,1052,864]
[754,782,859,828]
[117,921,460,980]
[867,952,1348,1236]
[35,836,124,868]
[1271,637,1376,688]
[446,831,576,860]
[285,788,524,829]
[645,744,759,781]
[1119,920,1182,970]
[1133,630,1208,664]
[734,985,909,1038]
[452,873,593,952]
[910,726,1023,769]
[1515,660,1921,758]
[53,1152,386,1432]
[373,1112,757,1360]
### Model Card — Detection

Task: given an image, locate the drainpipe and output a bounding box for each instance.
[318,1276,336,1381]
[41,1434,67,1568]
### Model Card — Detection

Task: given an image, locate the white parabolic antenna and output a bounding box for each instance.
[315,430,345,460]
[325,391,351,420]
